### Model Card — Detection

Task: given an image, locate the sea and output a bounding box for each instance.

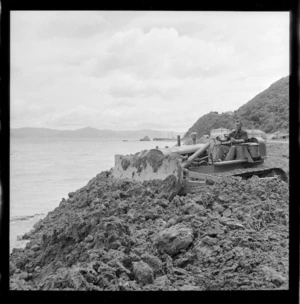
[10,137,176,253]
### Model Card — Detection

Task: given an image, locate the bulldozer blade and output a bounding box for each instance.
[113,149,184,185]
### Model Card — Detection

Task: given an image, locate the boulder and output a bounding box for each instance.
[85,235,94,243]
[19,272,29,280]
[141,253,163,275]
[155,199,169,208]
[151,275,172,290]
[132,261,154,285]
[155,224,194,256]
[222,208,232,217]
[261,266,286,287]
[31,244,40,251]
[173,267,189,276]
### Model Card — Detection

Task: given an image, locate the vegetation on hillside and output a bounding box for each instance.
[184,76,289,138]
[235,76,289,133]
[184,112,235,139]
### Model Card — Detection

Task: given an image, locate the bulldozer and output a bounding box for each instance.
[113,134,288,197]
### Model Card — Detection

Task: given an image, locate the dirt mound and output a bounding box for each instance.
[10,170,289,290]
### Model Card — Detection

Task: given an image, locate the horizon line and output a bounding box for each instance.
[10,126,186,133]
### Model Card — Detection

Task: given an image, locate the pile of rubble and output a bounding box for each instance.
[10,170,289,290]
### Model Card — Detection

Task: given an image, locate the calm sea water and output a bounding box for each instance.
[10,137,176,252]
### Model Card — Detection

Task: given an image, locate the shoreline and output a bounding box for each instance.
[10,214,46,253]
[10,141,289,290]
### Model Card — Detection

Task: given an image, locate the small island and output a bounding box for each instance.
[139,136,151,141]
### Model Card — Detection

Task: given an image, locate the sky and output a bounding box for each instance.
[10,11,289,132]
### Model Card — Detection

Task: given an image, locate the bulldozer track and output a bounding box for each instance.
[189,166,288,182]
[211,166,288,182]
[184,165,288,194]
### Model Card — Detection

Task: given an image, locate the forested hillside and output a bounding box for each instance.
[184,76,289,138]
[235,76,289,133]
[184,112,235,139]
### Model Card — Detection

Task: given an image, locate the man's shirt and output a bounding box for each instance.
[226,129,248,141]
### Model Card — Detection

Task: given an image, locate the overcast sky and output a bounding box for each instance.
[10,11,289,132]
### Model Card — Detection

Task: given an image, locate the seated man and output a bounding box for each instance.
[211,120,248,161]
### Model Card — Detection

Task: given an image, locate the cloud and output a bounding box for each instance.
[11,12,108,71]
[39,103,176,131]
[41,105,137,129]
[43,105,101,128]
[10,11,289,132]
[107,75,182,100]
[134,121,171,130]
[111,100,135,108]
[90,27,242,81]
[35,11,109,39]
[10,99,56,128]
[127,13,206,37]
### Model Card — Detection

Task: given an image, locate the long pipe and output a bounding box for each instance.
[182,142,211,168]
[154,143,208,156]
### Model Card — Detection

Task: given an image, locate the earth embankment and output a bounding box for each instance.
[10,142,289,290]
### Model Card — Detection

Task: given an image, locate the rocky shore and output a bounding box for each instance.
[10,166,289,290]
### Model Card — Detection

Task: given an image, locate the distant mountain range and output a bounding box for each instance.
[11,127,184,140]
[184,76,289,138]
